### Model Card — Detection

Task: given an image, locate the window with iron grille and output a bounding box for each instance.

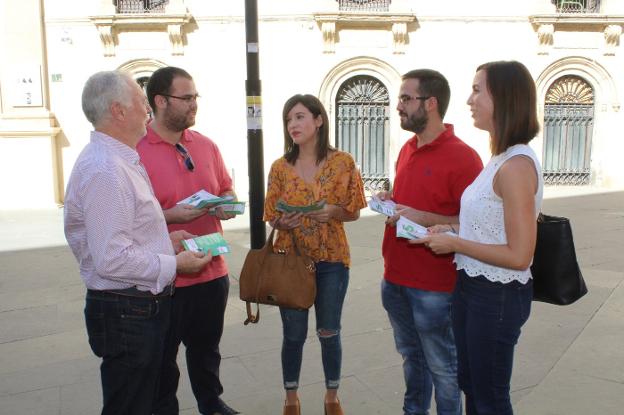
[543,76,594,185]
[115,0,168,14]
[335,75,390,192]
[552,0,601,13]
[337,0,391,12]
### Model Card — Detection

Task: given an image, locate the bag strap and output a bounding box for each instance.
[273,215,313,264]
[244,301,259,325]
[244,226,278,325]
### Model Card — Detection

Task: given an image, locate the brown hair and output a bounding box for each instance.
[477,61,539,155]
[402,69,451,119]
[282,94,332,165]
[146,66,193,115]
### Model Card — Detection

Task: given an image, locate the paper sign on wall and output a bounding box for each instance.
[11,65,43,107]
[246,96,262,130]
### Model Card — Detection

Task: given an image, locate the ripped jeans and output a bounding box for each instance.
[280,261,349,391]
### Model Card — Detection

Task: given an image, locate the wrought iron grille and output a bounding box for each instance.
[336,76,390,192]
[115,0,168,14]
[337,0,391,12]
[542,75,594,185]
[553,0,601,13]
[543,104,593,185]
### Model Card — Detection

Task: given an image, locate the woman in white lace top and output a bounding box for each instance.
[412,61,543,415]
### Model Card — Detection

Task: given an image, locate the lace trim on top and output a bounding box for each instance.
[454,144,543,284]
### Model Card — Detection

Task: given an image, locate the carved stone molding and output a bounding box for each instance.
[314,12,416,54]
[392,22,408,54]
[95,21,115,57]
[604,24,622,56]
[321,21,337,53]
[530,15,624,56]
[90,0,191,57]
[530,14,624,27]
[537,24,554,55]
[168,24,184,56]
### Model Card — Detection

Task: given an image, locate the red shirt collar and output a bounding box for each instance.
[407,123,455,151]
[144,125,193,144]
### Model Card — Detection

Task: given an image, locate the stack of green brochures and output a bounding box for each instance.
[208,201,246,215]
[368,196,396,216]
[276,199,325,213]
[396,216,455,240]
[396,216,428,240]
[181,232,231,255]
[177,190,234,209]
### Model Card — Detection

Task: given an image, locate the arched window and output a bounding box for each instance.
[335,75,390,192]
[543,76,594,185]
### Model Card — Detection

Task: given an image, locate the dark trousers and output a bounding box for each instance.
[452,270,532,415]
[153,276,230,415]
[84,290,171,415]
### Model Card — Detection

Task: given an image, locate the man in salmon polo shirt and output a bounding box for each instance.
[137,67,239,415]
[377,69,483,415]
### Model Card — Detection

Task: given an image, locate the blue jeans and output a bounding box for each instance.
[84,290,171,415]
[452,270,532,415]
[280,261,349,390]
[381,279,461,415]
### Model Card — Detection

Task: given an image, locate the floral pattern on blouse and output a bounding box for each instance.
[263,150,366,268]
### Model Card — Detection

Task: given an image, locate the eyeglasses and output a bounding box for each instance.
[175,143,195,172]
[398,95,431,104]
[159,93,200,103]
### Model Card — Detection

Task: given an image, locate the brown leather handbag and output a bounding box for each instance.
[239,228,316,324]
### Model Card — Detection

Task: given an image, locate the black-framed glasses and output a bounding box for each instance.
[159,93,200,103]
[398,95,431,104]
[175,143,195,172]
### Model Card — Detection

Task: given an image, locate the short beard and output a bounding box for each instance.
[401,109,428,134]
[164,111,194,132]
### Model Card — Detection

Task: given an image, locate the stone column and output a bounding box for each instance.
[0,0,63,207]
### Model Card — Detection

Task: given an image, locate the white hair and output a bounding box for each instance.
[81,71,135,126]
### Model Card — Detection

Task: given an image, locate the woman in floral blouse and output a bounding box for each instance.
[264,94,366,415]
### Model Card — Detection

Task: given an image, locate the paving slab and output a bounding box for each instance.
[2,189,624,414]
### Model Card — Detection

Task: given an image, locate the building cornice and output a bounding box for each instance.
[313,12,417,54]
[89,13,191,57]
[0,128,61,138]
[530,14,624,26]
[530,14,624,55]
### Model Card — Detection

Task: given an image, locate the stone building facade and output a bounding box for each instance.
[1,0,622,208]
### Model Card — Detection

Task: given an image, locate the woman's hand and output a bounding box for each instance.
[409,233,458,255]
[272,212,303,230]
[374,190,392,201]
[428,224,457,234]
[305,204,340,223]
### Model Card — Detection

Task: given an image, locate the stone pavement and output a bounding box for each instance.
[1,189,623,414]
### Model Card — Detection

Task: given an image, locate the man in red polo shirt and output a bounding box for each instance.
[137,67,239,415]
[378,69,482,415]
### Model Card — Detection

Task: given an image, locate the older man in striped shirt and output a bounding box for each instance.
[64,70,212,415]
